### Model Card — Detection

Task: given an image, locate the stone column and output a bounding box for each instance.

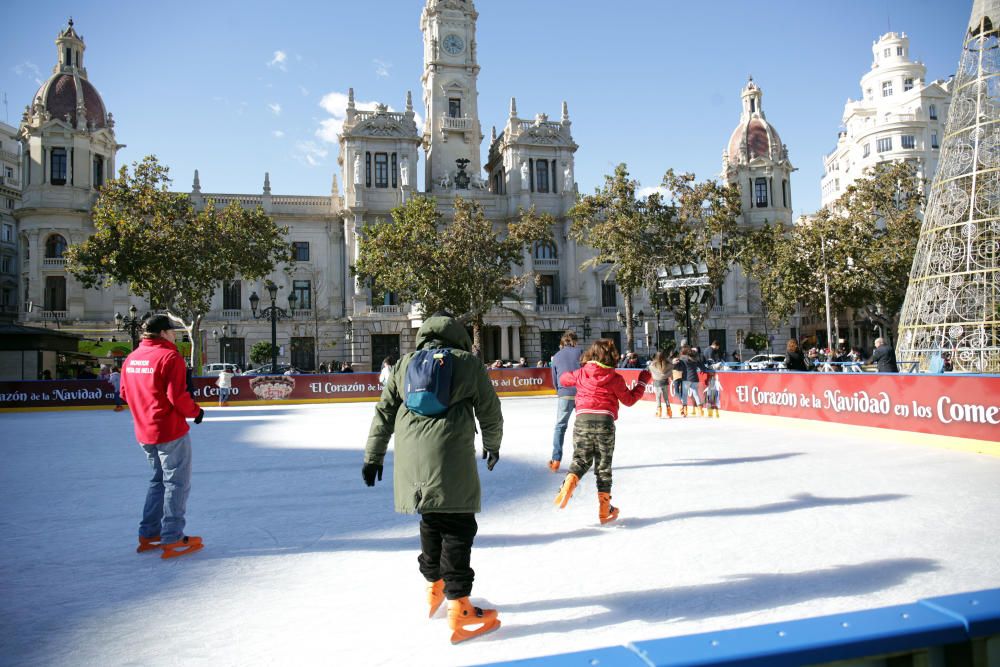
[500,324,510,360]
[512,327,521,360]
[27,230,41,319]
[563,220,579,310]
[521,247,535,302]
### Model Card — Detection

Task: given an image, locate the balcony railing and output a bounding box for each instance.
[601,306,618,316]
[533,258,559,268]
[0,175,20,188]
[538,304,568,314]
[42,257,67,268]
[368,305,402,314]
[441,115,473,131]
[221,309,242,319]
[40,310,67,320]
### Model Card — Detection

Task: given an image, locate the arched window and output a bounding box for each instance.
[533,240,558,260]
[45,234,68,258]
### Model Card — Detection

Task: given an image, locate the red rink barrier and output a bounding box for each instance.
[620,369,1000,443]
[0,368,555,410]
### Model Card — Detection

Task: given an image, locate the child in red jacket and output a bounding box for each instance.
[553,339,651,524]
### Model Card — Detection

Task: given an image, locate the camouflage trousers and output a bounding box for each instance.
[568,416,616,493]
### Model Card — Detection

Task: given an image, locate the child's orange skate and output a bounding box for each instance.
[447,597,500,644]
[598,492,619,524]
[553,473,579,508]
[427,579,445,618]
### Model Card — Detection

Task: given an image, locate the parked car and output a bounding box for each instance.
[242,364,301,376]
[202,363,240,377]
[744,354,786,371]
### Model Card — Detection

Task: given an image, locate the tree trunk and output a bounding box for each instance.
[623,290,635,354]
[190,314,203,373]
[472,318,483,360]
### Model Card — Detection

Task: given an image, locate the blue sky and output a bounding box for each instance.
[5,1,968,218]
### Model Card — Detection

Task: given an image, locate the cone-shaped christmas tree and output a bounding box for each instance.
[897,0,1000,372]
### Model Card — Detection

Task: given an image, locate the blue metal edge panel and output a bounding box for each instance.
[473,645,649,667]
[920,588,1000,638]
[630,603,967,667]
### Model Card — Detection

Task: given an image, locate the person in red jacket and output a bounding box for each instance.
[120,314,205,559]
[553,338,651,524]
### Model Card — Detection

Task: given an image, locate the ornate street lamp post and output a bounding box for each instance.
[615,309,645,350]
[249,282,296,374]
[115,304,144,349]
[656,262,711,345]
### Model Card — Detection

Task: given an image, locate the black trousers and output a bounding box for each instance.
[417,512,478,600]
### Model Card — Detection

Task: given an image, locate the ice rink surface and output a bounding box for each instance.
[1,396,999,667]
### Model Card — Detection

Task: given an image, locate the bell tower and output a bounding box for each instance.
[420,0,483,191]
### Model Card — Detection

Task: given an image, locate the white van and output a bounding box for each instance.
[203,363,240,377]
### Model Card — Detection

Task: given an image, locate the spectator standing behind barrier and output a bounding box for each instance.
[708,340,724,365]
[784,339,809,372]
[120,314,205,559]
[362,313,503,644]
[549,331,583,472]
[378,355,396,385]
[868,337,899,373]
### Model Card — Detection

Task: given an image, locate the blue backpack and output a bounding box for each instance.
[404,348,454,416]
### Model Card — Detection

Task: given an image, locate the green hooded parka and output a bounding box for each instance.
[364,315,503,514]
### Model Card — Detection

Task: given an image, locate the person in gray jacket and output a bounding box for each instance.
[549,330,583,471]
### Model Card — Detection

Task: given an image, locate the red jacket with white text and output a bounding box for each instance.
[559,362,650,420]
[120,338,201,445]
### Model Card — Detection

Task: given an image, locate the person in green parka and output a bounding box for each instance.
[363,313,504,643]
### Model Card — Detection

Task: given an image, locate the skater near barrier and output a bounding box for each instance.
[704,369,722,418]
[648,351,672,419]
[216,368,232,406]
[549,330,582,471]
[119,314,205,560]
[363,313,503,644]
[553,339,651,524]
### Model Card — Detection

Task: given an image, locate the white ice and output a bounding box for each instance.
[2,397,999,667]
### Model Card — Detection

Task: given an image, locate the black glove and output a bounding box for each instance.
[482,449,499,471]
[362,462,383,487]
[193,408,205,424]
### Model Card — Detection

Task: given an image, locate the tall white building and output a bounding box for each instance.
[820,32,952,207]
[0,121,21,314]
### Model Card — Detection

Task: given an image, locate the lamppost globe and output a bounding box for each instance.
[249,291,260,316]
[266,282,278,302]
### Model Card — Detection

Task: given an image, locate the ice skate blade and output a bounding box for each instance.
[450,618,500,644]
[136,537,161,553]
[161,536,203,559]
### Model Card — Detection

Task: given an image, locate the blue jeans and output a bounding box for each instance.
[551,397,575,461]
[218,387,230,405]
[140,434,193,544]
[683,381,702,406]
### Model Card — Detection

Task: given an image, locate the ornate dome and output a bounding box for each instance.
[34,73,107,128]
[727,118,782,163]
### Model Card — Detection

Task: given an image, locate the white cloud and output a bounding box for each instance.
[373,59,392,78]
[315,91,424,143]
[637,185,669,200]
[13,61,43,85]
[272,130,285,139]
[268,50,288,71]
[268,103,282,115]
[295,141,328,167]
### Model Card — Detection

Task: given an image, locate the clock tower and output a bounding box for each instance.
[420,0,483,191]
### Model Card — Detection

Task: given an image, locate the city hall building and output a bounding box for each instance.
[15,1,786,372]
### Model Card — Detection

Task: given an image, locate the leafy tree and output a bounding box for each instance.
[353,195,553,356]
[65,156,294,369]
[250,341,278,367]
[744,331,769,353]
[739,162,923,346]
[659,170,744,336]
[569,164,680,353]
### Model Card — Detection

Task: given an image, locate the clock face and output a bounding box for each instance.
[442,34,464,55]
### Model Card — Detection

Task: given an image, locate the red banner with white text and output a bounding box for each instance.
[619,369,1000,442]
